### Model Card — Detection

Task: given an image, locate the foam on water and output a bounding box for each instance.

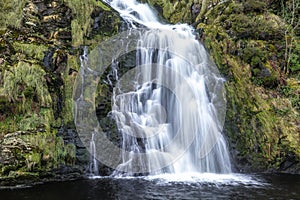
[90,173,266,187]
[144,173,266,186]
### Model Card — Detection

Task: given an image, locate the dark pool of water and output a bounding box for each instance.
[0,173,299,200]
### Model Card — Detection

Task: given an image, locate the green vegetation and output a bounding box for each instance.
[3,62,52,110]
[279,0,300,74]
[62,55,79,127]
[0,0,28,30]
[0,0,123,182]
[0,130,76,176]
[12,42,48,61]
[147,0,193,23]
[63,0,112,46]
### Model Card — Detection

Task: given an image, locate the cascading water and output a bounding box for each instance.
[101,0,231,175]
[89,132,99,176]
[80,47,99,177]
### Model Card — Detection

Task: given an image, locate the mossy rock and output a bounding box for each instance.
[2,61,52,109]
[191,1,300,172]
[0,0,28,30]
[242,0,266,13]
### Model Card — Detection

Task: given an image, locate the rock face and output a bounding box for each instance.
[0,0,299,185]
[0,0,122,185]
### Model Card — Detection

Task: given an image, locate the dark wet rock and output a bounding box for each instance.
[43,49,54,71]
[90,6,122,40]
[278,152,299,172]
[21,0,72,46]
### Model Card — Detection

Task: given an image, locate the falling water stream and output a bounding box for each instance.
[103,0,231,175]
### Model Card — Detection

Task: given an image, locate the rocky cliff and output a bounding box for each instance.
[0,0,299,185]
[0,0,122,185]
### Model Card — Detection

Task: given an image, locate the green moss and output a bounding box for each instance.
[16,109,54,132]
[0,0,28,30]
[65,143,76,165]
[288,39,300,73]
[24,152,41,172]
[18,113,41,131]
[224,57,299,169]
[12,42,48,61]
[6,171,39,179]
[60,55,79,127]
[193,1,296,170]
[146,0,193,24]
[243,0,266,13]
[195,0,209,22]
[2,61,52,110]
[0,61,57,134]
[280,78,300,111]
[19,130,77,172]
[64,0,111,46]
[64,0,94,46]
[0,130,74,176]
[0,116,19,135]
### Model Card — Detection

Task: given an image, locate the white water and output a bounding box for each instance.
[145,173,266,187]
[79,47,99,177]
[89,132,99,176]
[104,0,231,175]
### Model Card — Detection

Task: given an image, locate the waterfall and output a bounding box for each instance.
[101,0,232,175]
[74,0,232,176]
[79,47,99,177]
[89,132,99,176]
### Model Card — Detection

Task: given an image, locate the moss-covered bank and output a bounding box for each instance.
[0,0,122,185]
[146,0,300,173]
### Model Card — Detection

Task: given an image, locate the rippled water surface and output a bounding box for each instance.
[1,173,299,199]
